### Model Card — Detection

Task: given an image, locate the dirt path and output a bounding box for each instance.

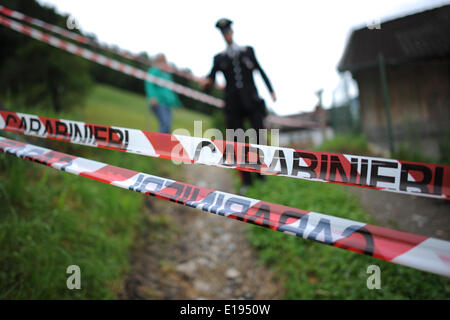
[348,187,450,241]
[120,164,282,299]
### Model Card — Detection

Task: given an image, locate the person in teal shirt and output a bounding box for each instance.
[145,54,181,133]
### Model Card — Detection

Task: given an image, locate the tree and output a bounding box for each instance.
[0,0,92,112]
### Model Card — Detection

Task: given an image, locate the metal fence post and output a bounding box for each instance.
[378,52,395,154]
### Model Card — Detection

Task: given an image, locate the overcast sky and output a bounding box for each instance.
[39,0,450,115]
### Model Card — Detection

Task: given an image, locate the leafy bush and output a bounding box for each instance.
[316,134,370,155]
[0,0,92,112]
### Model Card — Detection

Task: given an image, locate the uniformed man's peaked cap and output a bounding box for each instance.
[215,18,233,34]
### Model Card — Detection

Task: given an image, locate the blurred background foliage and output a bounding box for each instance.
[0,0,221,114]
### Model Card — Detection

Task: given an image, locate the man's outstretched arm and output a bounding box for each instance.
[249,47,276,102]
[203,56,219,92]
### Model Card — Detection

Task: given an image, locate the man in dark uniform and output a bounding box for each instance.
[204,18,276,194]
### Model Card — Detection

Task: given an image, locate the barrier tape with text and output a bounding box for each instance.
[1,110,449,200]
[1,136,449,277]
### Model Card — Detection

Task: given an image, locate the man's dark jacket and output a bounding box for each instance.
[207,45,274,116]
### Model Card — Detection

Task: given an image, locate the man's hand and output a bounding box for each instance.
[150,98,158,108]
[271,92,277,102]
[201,78,213,91]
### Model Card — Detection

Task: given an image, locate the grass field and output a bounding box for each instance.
[0,84,212,299]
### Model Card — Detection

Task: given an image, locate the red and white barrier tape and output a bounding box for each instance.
[0,5,215,87]
[0,15,224,108]
[1,111,449,200]
[0,135,449,277]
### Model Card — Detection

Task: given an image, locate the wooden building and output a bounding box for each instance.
[338,5,450,160]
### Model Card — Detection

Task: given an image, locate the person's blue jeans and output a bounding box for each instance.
[152,104,172,133]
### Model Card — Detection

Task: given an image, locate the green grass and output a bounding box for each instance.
[393,143,443,164]
[0,154,142,299]
[318,133,450,165]
[0,83,212,299]
[80,84,212,135]
[245,136,450,299]
[315,134,370,155]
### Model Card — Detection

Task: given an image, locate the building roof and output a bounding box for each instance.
[265,114,319,131]
[338,5,450,72]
